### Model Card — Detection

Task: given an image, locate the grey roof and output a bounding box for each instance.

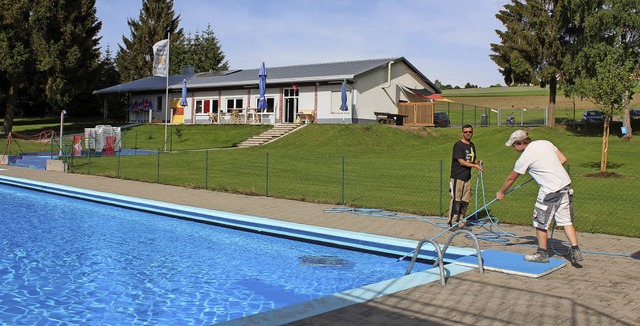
[94,57,439,95]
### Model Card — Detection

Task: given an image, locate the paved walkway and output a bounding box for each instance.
[1,166,638,325]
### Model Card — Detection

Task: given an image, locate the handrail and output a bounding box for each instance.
[434,229,484,274]
[404,229,484,287]
[405,238,446,286]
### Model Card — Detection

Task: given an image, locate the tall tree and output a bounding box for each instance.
[31,0,102,116]
[116,0,183,82]
[490,0,569,127]
[563,0,640,172]
[0,0,101,133]
[0,0,34,133]
[185,24,229,73]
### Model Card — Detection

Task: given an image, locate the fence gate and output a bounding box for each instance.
[398,102,435,127]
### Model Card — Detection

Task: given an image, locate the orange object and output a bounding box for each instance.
[105,136,115,156]
[73,135,82,157]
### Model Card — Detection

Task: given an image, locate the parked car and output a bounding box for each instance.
[582,110,604,122]
[630,109,640,120]
[434,111,450,127]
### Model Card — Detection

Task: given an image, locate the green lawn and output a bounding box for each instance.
[64,124,640,238]
[442,84,640,97]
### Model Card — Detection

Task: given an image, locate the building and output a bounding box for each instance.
[93,57,442,126]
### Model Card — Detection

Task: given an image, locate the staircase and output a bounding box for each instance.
[237,123,305,147]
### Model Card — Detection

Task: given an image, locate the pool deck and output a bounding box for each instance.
[2,166,638,325]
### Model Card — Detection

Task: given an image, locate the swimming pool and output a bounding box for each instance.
[0,176,474,324]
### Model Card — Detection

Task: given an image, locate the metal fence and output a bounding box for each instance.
[433,101,550,127]
[63,148,639,237]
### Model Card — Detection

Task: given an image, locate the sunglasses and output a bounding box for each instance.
[463,131,473,134]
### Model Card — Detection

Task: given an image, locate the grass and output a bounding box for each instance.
[62,123,640,238]
[119,124,271,150]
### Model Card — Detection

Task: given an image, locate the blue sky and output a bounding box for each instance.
[96,0,509,87]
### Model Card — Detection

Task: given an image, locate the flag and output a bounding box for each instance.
[152,39,169,77]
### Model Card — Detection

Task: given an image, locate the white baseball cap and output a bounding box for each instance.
[505,130,528,146]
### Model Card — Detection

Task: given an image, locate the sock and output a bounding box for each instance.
[571,245,580,250]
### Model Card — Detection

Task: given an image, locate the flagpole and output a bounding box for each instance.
[163,32,170,152]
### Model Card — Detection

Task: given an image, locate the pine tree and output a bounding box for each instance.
[116,0,183,82]
[30,0,102,116]
[187,24,230,73]
[0,0,34,133]
[490,0,570,127]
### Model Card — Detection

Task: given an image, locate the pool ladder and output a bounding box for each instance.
[405,229,484,286]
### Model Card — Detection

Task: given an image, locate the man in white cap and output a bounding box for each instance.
[496,130,583,264]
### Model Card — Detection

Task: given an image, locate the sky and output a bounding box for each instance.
[96,0,510,88]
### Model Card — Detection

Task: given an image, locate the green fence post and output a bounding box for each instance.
[439,160,443,216]
[205,150,209,190]
[117,149,121,178]
[88,148,91,175]
[341,156,345,205]
[474,105,477,127]
[157,148,160,183]
[50,134,54,157]
[135,131,138,154]
[265,152,269,197]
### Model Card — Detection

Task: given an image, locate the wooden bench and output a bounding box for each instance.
[374,111,408,126]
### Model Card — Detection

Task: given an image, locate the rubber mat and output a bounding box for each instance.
[455,249,566,278]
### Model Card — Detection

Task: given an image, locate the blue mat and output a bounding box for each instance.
[455,249,566,278]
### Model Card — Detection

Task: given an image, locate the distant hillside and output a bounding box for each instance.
[441,86,640,111]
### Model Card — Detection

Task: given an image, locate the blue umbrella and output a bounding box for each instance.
[258,62,267,112]
[180,79,188,107]
[340,80,348,123]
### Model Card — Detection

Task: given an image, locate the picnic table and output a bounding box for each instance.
[374,111,408,126]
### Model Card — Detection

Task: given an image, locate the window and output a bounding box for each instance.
[255,97,275,113]
[226,98,243,112]
[195,99,219,114]
[284,88,299,97]
[156,96,163,112]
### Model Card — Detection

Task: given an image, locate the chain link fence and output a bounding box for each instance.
[64,149,639,237]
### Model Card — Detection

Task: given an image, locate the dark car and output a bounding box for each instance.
[582,110,604,122]
[631,109,640,120]
[434,111,450,127]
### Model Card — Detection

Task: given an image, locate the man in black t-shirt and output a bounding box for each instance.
[449,124,483,228]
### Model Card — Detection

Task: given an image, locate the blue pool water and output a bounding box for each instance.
[0,184,432,325]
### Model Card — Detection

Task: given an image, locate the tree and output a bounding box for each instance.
[0,0,101,133]
[563,0,640,172]
[185,24,229,72]
[30,0,102,116]
[0,0,34,133]
[92,45,125,119]
[490,0,569,127]
[116,0,183,82]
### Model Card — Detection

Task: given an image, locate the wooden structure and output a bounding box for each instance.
[398,102,435,127]
[374,112,409,126]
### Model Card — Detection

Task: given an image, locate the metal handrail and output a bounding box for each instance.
[405,238,446,286]
[404,229,484,287]
[435,229,484,274]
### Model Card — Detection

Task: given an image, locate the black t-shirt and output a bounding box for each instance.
[450,140,477,181]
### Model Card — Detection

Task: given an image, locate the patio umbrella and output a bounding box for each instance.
[340,80,348,123]
[426,93,453,102]
[258,62,267,112]
[255,63,267,124]
[180,79,188,107]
